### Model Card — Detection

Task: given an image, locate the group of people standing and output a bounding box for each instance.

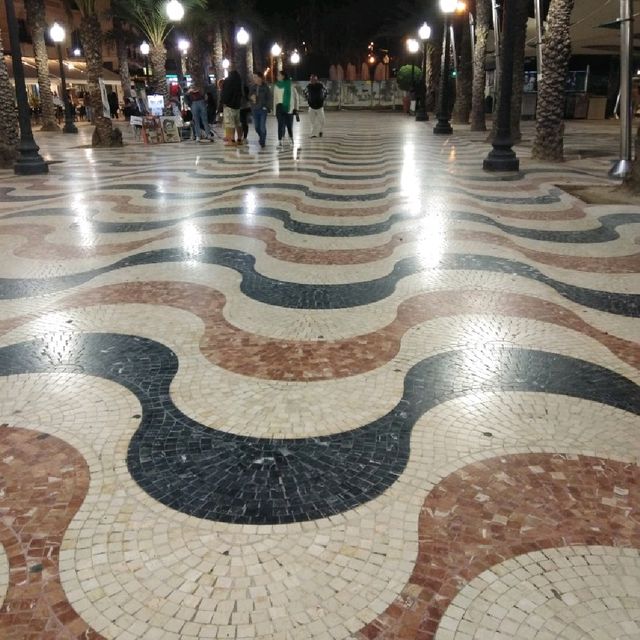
[186,68,327,149]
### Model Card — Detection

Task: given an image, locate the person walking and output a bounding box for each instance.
[303,75,327,138]
[186,85,212,143]
[239,84,252,144]
[108,90,119,119]
[221,70,243,146]
[249,71,271,148]
[274,70,299,150]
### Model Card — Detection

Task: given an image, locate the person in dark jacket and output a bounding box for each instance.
[249,71,271,148]
[221,69,243,145]
[303,75,327,138]
[108,90,119,119]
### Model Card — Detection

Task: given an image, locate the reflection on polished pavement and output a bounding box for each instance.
[0,113,638,639]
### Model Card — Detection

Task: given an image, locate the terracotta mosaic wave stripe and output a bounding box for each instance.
[0,222,638,273]
[0,335,638,525]
[356,453,640,639]
[0,426,103,640]
[1,285,637,380]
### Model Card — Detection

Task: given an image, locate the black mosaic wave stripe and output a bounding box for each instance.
[4,204,636,246]
[0,181,562,206]
[0,333,637,524]
[0,247,637,315]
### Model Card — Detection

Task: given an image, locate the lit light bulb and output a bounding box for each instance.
[406,38,419,54]
[271,43,282,57]
[140,41,150,56]
[236,27,250,45]
[440,0,458,13]
[49,22,65,44]
[178,38,190,53]
[290,51,300,65]
[166,0,184,21]
[418,22,431,41]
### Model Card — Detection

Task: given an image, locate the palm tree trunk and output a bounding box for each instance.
[213,24,224,80]
[245,43,254,80]
[532,0,575,161]
[187,36,206,88]
[0,27,18,167]
[113,17,132,101]
[150,43,168,102]
[79,13,121,147]
[509,0,530,143]
[24,0,58,131]
[426,42,440,112]
[452,15,473,124]
[470,0,490,131]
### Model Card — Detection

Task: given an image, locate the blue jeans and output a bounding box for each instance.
[253,108,267,145]
[191,99,208,139]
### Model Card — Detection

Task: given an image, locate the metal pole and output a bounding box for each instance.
[416,39,429,121]
[433,14,453,134]
[450,24,457,73]
[491,0,501,107]
[57,44,78,134]
[534,0,544,87]
[469,12,475,60]
[610,0,633,178]
[3,0,48,174]
[483,0,519,171]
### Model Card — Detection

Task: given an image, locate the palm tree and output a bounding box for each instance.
[532,0,575,161]
[107,7,135,101]
[74,0,122,145]
[24,0,59,131]
[470,0,490,131]
[120,0,205,100]
[452,13,472,124]
[0,27,19,167]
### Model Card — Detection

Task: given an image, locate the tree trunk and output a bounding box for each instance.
[0,27,18,167]
[113,17,132,101]
[149,43,168,102]
[452,14,473,124]
[187,36,206,88]
[24,0,58,131]
[245,43,254,80]
[471,0,490,131]
[509,0,530,142]
[532,0,575,161]
[426,42,440,112]
[213,24,224,80]
[79,13,121,147]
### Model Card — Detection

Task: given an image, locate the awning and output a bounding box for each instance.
[3,55,121,84]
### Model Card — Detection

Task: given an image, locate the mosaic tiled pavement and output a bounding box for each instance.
[0,113,638,639]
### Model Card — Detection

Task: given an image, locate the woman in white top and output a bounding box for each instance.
[273,70,299,149]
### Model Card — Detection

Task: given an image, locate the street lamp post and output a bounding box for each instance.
[406,38,419,115]
[140,41,150,83]
[290,50,300,80]
[416,22,431,121]
[235,27,250,80]
[49,22,78,134]
[433,0,456,134]
[483,0,519,171]
[270,43,281,85]
[3,0,48,173]
[178,38,190,82]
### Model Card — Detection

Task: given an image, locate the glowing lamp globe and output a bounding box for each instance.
[290,51,300,65]
[440,0,458,13]
[166,0,184,21]
[140,41,150,56]
[271,43,282,57]
[418,22,431,41]
[236,27,250,46]
[49,22,65,44]
[406,38,419,54]
[222,58,230,70]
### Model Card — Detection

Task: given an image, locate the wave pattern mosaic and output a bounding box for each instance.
[0,114,638,639]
